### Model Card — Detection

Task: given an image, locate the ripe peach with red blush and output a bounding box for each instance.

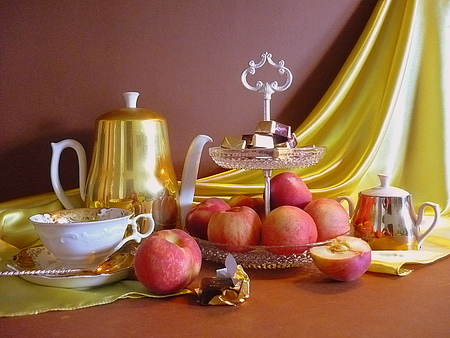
[269,172,312,210]
[134,229,202,294]
[261,205,318,255]
[207,206,262,252]
[185,197,230,239]
[227,194,265,220]
[310,236,372,281]
[304,198,350,242]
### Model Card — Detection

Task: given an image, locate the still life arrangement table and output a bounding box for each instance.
[1,53,450,336]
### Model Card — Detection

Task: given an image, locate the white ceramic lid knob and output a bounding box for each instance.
[361,173,409,197]
[123,92,140,108]
[378,173,390,188]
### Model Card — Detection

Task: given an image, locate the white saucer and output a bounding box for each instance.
[7,246,132,289]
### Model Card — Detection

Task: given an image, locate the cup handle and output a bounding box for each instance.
[114,213,155,251]
[415,202,440,248]
[50,139,87,209]
[337,196,355,216]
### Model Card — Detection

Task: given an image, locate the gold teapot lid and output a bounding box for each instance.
[97,92,165,122]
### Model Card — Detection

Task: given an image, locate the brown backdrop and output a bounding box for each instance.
[0,0,377,202]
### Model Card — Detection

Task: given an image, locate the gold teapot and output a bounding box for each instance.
[50,92,212,230]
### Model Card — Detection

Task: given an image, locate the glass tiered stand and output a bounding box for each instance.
[201,53,326,269]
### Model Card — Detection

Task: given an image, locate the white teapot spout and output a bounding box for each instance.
[179,135,213,228]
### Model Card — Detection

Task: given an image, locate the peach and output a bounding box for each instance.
[304,198,350,242]
[309,236,372,282]
[207,206,262,252]
[269,172,312,209]
[134,229,202,294]
[185,197,230,239]
[261,205,318,255]
[227,194,265,220]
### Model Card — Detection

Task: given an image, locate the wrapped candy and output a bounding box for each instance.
[250,133,276,148]
[255,120,291,138]
[277,133,298,148]
[220,118,297,153]
[221,136,247,149]
[196,254,250,306]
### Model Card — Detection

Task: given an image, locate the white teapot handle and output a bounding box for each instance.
[50,139,87,209]
[415,202,440,248]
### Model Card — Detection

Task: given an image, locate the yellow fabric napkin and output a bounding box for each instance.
[369,217,450,275]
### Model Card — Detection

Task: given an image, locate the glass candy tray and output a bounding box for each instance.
[209,145,326,170]
[195,238,331,269]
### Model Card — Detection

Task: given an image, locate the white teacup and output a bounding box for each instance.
[29,208,155,269]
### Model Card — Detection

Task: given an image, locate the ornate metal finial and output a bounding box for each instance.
[241,52,293,120]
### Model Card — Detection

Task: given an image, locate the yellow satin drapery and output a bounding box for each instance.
[2,0,450,317]
[195,0,450,217]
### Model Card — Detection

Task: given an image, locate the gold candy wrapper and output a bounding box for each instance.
[196,254,250,306]
[255,120,291,137]
[221,136,247,149]
[221,119,297,152]
[242,133,283,148]
[251,133,275,148]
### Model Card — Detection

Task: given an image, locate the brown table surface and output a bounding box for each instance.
[1,256,450,338]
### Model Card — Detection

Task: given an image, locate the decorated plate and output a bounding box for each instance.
[6,246,133,289]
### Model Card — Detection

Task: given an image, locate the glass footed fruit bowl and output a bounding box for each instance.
[194,237,332,269]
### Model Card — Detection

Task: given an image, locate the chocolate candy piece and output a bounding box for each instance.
[276,133,298,148]
[242,133,276,148]
[255,120,291,138]
[272,134,289,145]
[251,133,275,148]
[241,134,254,146]
[198,277,234,305]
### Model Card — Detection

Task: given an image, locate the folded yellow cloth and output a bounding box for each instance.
[1,192,450,317]
[369,217,450,275]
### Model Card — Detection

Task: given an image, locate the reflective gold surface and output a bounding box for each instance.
[85,107,179,230]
